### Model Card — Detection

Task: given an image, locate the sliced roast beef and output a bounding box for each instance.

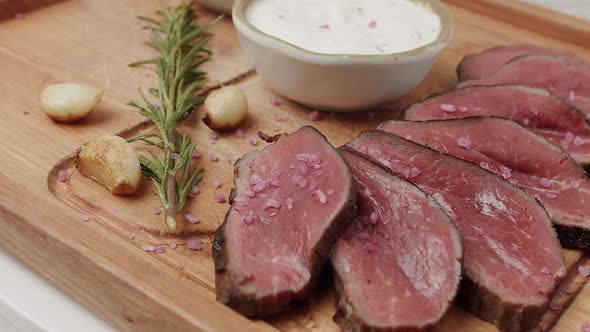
[458,55,590,114]
[332,148,462,332]
[348,131,566,332]
[404,85,590,166]
[380,117,590,250]
[213,126,356,317]
[457,45,577,80]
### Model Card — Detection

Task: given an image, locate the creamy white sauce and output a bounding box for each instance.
[245,0,442,55]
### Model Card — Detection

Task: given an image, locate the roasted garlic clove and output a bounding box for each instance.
[202,85,248,131]
[41,83,103,123]
[75,135,141,195]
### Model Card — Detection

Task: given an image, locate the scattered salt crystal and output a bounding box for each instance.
[545,193,558,199]
[177,264,185,270]
[155,245,166,254]
[409,167,421,178]
[152,207,162,215]
[187,240,203,251]
[190,185,200,195]
[209,139,217,145]
[561,140,570,149]
[359,232,370,240]
[192,148,201,158]
[271,125,280,132]
[315,189,328,204]
[234,129,245,138]
[549,302,561,311]
[308,111,321,122]
[185,214,200,224]
[540,267,550,275]
[307,180,318,192]
[128,233,137,240]
[475,228,485,237]
[249,137,258,146]
[210,132,219,141]
[215,194,227,203]
[269,176,282,187]
[327,189,334,195]
[271,98,281,106]
[244,190,255,198]
[169,242,177,249]
[405,134,413,140]
[458,106,468,113]
[171,153,180,160]
[369,212,380,224]
[363,242,377,253]
[579,265,590,278]
[241,213,254,225]
[368,20,377,28]
[569,90,576,101]
[142,245,156,252]
[209,154,218,162]
[286,198,294,211]
[499,165,512,179]
[457,137,471,149]
[57,169,70,182]
[265,198,281,209]
[571,180,581,188]
[227,155,238,165]
[540,178,552,188]
[318,24,330,30]
[574,136,583,146]
[80,214,90,222]
[213,179,222,188]
[566,132,575,143]
[566,287,575,294]
[582,322,590,332]
[439,104,456,113]
[365,189,372,197]
[14,13,25,20]
[522,118,530,126]
[479,162,490,170]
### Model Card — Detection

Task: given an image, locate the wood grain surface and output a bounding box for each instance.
[0,0,589,331]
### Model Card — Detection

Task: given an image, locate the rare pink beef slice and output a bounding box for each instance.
[213,126,356,317]
[380,117,590,250]
[348,131,566,332]
[458,55,590,114]
[457,45,577,80]
[404,85,590,167]
[332,148,462,332]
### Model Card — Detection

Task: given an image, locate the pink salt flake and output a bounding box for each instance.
[215,194,227,203]
[171,153,180,160]
[409,167,421,178]
[549,302,561,311]
[579,265,590,278]
[479,162,490,170]
[169,242,178,249]
[364,189,373,197]
[227,155,238,165]
[271,98,281,106]
[241,213,254,225]
[185,214,200,224]
[571,180,581,188]
[265,198,281,209]
[368,20,377,28]
[540,267,550,275]
[439,104,456,113]
[187,240,203,251]
[209,153,219,162]
[213,179,222,188]
[569,90,576,101]
[475,228,485,237]
[369,212,380,224]
[359,232,370,240]
[192,148,202,158]
[190,185,200,195]
[307,179,318,192]
[244,190,255,198]
[457,137,471,149]
[574,136,583,146]
[57,169,70,182]
[80,214,90,222]
[458,106,468,113]
[566,287,575,294]
[286,198,294,211]
[128,233,137,240]
[155,245,166,254]
[234,129,245,138]
[269,176,282,187]
[540,178,552,188]
[560,140,570,149]
[363,242,377,253]
[318,24,330,30]
[152,207,162,215]
[327,189,334,195]
[545,193,558,199]
[308,111,321,122]
[249,137,258,146]
[315,189,328,204]
[210,132,219,141]
[142,245,156,252]
[582,322,590,332]
[522,118,530,126]
[566,132,575,143]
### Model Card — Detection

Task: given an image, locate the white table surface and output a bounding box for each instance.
[1,2,588,332]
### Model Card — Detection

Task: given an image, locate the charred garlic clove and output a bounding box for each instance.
[41,83,103,123]
[75,135,141,195]
[202,85,248,131]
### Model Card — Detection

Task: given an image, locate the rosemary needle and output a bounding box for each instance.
[128,2,220,231]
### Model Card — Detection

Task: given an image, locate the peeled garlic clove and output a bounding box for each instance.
[202,85,248,131]
[41,83,103,123]
[75,135,141,195]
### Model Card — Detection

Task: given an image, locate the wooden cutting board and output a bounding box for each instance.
[0,0,589,331]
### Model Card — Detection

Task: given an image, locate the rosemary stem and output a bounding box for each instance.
[164,130,178,230]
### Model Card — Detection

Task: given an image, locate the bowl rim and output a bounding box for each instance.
[233,0,454,60]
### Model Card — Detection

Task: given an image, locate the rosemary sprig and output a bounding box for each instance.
[128,2,220,231]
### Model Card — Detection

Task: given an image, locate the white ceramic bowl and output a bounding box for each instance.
[233,0,454,111]
[199,0,234,14]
